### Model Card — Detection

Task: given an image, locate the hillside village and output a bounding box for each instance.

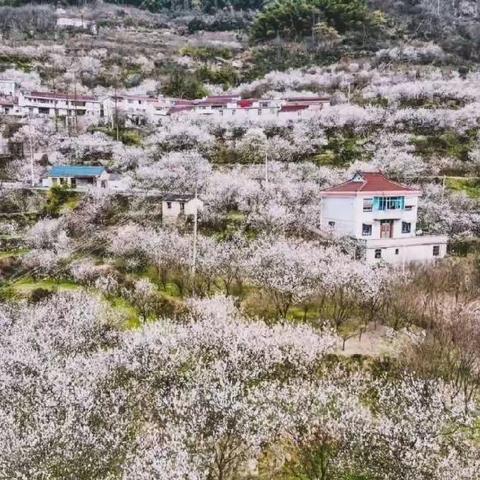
[0,80,331,123]
[1,1,480,479]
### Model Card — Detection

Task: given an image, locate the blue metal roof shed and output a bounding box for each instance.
[48,165,106,178]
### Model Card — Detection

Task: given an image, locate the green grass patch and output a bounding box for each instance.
[160,281,182,298]
[226,211,246,223]
[317,133,371,166]
[61,195,81,212]
[180,45,233,61]
[10,277,143,329]
[412,130,477,162]
[134,267,183,299]
[0,248,29,259]
[11,278,80,295]
[447,177,480,198]
[109,296,141,330]
[44,185,78,216]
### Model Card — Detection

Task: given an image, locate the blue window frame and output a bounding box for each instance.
[374,196,405,211]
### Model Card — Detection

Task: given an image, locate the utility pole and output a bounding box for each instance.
[27,115,35,187]
[114,84,119,141]
[191,185,198,295]
[65,85,71,137]
[73,70,78,136]
[264,151,269,185]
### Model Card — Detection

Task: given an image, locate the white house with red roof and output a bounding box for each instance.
[320,172,448,264]
[19,91,103,120]
[104,94,169,125]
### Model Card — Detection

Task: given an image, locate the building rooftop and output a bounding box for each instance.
[321,172,421,195]
[162,193,198,202]
[27,91,98,102]
[168,105,194,114]
[284,96,330,102]
[196,95,240,106]
[205,95,240,101]
[111,94,157,102]
[280,105,308,113]
[48,165,106,178]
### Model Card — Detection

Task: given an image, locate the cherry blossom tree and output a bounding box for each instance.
[0,292,132,479]
[122,296,338,479]
[247,237,326,319]
[136,150,212,192]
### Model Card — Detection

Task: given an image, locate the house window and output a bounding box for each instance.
[402,222,411,234]
[363,198,373,212]
[395,248,399,255]
[328,221,335,228]
[362,224,372,236]
[180,202,185,213]
[433,245,440,256]
[166,202,172,209]
[375,249,382,259]
[375,196,405,211]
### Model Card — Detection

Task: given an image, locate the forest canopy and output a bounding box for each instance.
[0,0,266,12]
[250,0,384,42]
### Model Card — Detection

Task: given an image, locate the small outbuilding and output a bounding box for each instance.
[42,165,126,190]
[161,193,204,223]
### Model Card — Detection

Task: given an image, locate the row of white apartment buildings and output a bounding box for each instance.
[0,80,330,126]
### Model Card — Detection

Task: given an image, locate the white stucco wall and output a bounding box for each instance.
[365,239,447,264]
[321,196,356,236]
[354,194,419,239]
[18,94,102,119]
[162,199,203,222]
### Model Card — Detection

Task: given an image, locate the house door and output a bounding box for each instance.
[380,220,393,238]
[70,178,76,188]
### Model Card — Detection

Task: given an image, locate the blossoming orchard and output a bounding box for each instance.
[1,0,480,478]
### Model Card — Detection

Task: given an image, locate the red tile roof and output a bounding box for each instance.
[27,91,97,102]
[168,105,194,114]
[112,94,157,102]
[284,96,330,102]
[239,99,254,108]
[196,95,240,106]
[280,104,308,113]
[173,99,194,105]
[321,172,421,195]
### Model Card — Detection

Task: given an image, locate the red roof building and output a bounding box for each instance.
[168,105,194,114]
[319,171,447,264]
[321,172,421,196]
[27,91,98,102]
[279,104,309,113]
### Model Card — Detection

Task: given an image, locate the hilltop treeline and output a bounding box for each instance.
[0,0,264,11]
